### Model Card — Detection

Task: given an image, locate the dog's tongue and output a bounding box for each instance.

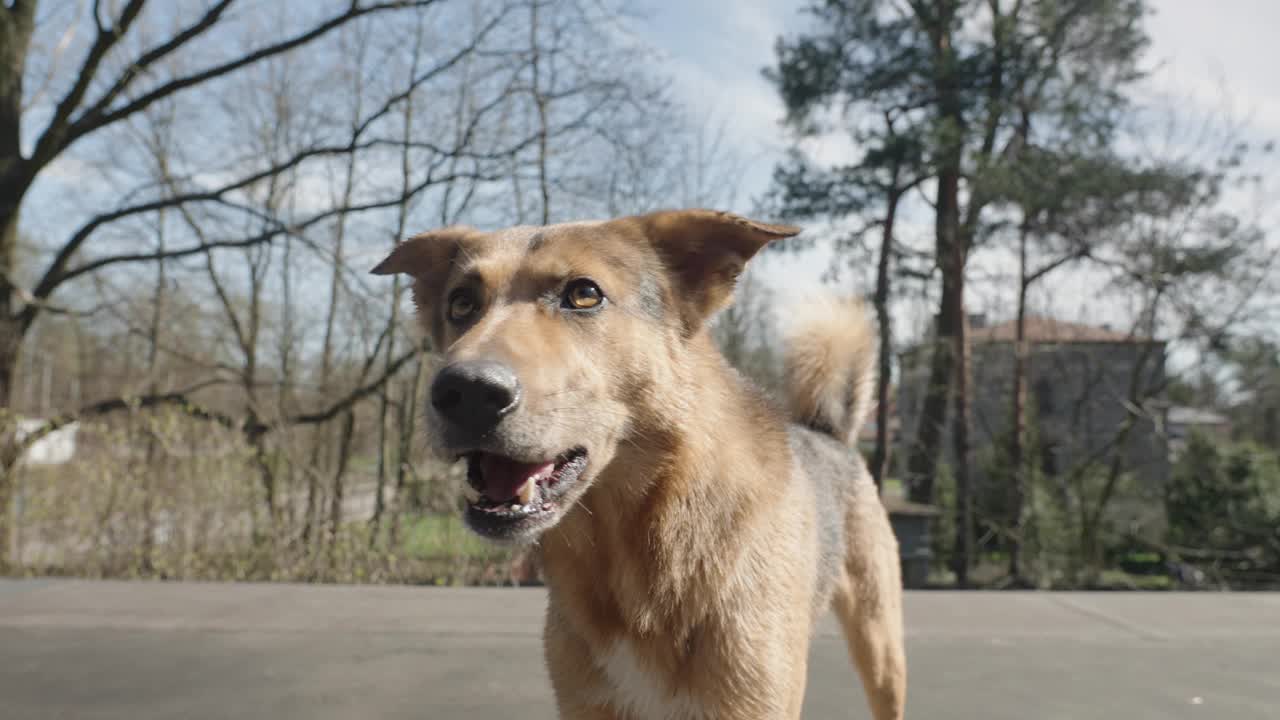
[479,454,554,502]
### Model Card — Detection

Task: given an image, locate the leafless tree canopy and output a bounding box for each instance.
[0,0,748,578]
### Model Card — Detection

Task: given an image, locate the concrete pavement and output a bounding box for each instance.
[1,579,1277,718]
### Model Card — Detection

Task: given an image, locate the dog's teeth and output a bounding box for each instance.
[461,484,480,503]
[516,478,537,505]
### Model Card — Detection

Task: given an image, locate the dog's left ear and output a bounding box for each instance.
[370,227,475,279]
[371,227,478,343]
[637,209,800,333]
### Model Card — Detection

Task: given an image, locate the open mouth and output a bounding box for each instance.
[462,447,588,535]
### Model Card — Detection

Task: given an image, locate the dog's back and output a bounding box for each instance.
[784,425,865,606]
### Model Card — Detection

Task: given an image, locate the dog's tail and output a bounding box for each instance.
[782,296,878,447]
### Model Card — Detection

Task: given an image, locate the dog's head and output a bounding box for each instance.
[371,210,799,543]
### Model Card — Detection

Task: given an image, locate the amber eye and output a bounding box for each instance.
[563,279,604,310]
[447,289,479,322]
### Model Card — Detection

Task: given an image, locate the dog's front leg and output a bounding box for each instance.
[544,610,623,719]
[764,633,814,720]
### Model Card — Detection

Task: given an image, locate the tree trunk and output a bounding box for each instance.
[1008,221,1030,582]
[870,187,900,490]
[0,460,12,572]
[947,229,973,588]
[905,166,962,505]
[250,434,275,537]
[371,31,420,544]
[139,211,168,573]
[1,11,36,568]
[326,410,357,567]
[369,293,400,547]
[1,2,36,414]
[528,0,552,225]
[0,242,22,572]
[305,76,363,546]
[0,329,15,570]
[389,355,428,548]
[906,7,964,507]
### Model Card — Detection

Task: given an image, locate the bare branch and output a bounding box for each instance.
[58,0,448,154]
[7,342,423,462]
[46,167,507,295]
[249,345,424,435]
[77,1,237,129]
[25,137,378,313]
[21,8,512,328]
[7,378,239,461]
[28,0,148,168]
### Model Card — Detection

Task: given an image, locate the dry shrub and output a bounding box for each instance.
[11,409,525,585]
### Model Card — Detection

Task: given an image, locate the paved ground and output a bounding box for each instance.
[1,580,1277,719]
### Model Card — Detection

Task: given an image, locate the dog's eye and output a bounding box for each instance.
[563,279,604,310]
[447,289,479,322]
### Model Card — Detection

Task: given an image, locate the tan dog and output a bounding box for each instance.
[373,210,905,719]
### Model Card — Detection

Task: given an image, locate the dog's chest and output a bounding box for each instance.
[595,641,711,720]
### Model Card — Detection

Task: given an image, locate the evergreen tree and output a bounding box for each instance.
[768,0,1152,583]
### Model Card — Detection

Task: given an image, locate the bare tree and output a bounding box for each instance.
[0,0,518,569]
[370,12,428,543]
[0,1,476,410]
[1,0,758,577]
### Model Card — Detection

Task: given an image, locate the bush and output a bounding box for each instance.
[1165,433,1280,588]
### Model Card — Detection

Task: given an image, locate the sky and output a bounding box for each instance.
[629,0,1280,334]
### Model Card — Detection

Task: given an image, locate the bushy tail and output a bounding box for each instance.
[783,296,878,447]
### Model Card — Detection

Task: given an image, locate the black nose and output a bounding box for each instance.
[430,360,522,433]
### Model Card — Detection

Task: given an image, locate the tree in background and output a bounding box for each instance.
[1166,433,1280,588]
[768,0,1154,584]
[1224,338,1280,450]
[987,150,1220,581]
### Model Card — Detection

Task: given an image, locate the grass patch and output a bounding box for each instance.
[881,477,905,498]
[402,514,509,562]
[1095,569,1173,591]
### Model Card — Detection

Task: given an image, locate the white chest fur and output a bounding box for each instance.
[597,641,711,720]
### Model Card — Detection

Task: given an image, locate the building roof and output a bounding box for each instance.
[970,315,1154,344]
[1167,406,1230,427]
